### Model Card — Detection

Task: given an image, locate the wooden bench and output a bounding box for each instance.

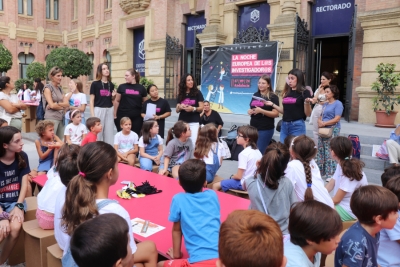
[134,162,159,173]
[47,243,63,267]
[324,225,352,267]
[207,175,224,189]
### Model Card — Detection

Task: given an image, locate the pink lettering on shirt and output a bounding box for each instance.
[282,97,297,104]
[250,100,264,107]
[181,98,196,105]
[100,90,110,96]
[126,89,139,95]
[156,108,161,113]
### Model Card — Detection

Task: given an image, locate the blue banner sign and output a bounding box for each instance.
[134,28,145,77]
[238,2,270,33]
[200,42,278,115]
[186,13,206,48]
[312,0,355,36]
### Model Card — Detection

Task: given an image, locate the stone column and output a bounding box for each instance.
[197,0,227,47]
[356,7,400,124]
[267,0,297,92]
[223,3,238,44]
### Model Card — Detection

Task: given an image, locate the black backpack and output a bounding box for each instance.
[225,138,244,161]
[36,93,45,121]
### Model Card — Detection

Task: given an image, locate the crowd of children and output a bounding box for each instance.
[1,101,400,267]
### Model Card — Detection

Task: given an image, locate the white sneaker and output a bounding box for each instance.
[0,261,10,267]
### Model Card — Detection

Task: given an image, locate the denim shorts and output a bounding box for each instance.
[0,200,27,213]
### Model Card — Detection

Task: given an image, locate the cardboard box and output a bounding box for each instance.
[23,220,56,267]
[47,243,63,267]
[8,196,38,265]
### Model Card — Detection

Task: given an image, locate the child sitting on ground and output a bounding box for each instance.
[114,117,139,166]
[212,125,262,192]
[158,159,220,267]
[35,120,63,173]
[81,117,101,146]
[36,144,80,229]
[194,124,225,184]
[285,200,342,267]
[139,120,163,171]
[64,110,87,145]
[335,185,399,267]
[218,210,286,267]
[244,142,295,235]
[70,213,132,267]
[381,164,400,186]
[285,135,334,208]
[158,121,193,179]
[377,176,400,267]
[325,136,368,221]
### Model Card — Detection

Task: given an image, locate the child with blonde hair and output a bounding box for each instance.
[114,117,139,166]
[194,124,225,183]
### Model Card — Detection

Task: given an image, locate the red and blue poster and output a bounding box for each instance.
[200,42,279,114]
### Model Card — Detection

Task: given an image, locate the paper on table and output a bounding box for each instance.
[131,217,165,237]
[144,103,157,121]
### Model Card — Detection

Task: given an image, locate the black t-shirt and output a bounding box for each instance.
[249,92,280,130]
[141,97,172,138]
[117,83,147,117]
[282,89,311,122]
[177,91,204,123]
[200,110,224,128]
[90,80,115,108]
[0,151,30,203]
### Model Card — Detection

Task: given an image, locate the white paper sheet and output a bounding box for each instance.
[131,217,165,237]
[144,103,157,121]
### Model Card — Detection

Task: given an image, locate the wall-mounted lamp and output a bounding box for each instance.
[333,70,339,75]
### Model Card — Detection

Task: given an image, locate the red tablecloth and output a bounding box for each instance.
[32,174,48,187]
[32,163,250,259]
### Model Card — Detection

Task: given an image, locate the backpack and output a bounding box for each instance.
[348,134,361,159]
[36,92,45,120]
[225,138,244,161]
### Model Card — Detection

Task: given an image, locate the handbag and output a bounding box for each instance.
[219,138,231,159]
[376,140,389,160]
[318,104,336,138]
[276,119,282,132]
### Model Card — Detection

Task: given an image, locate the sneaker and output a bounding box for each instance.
[0,261,10,267]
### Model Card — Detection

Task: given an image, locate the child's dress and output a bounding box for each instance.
[139,135,163,171]
[64,123,87,145]
[37,139,54,172]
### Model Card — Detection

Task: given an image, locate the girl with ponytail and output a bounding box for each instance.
[59,141,157,267]
[244,142,296,235]
[326,136,368,221]
[285,135,334,208]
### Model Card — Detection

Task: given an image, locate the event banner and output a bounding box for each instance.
[134,28,145,77]
[200,42,279,115]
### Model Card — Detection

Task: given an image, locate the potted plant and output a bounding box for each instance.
[371,63,400,127]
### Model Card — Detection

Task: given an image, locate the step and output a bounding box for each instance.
[363,168,383,186]
[360,155,390,171]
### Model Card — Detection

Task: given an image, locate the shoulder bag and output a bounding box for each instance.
[318,104,336,138]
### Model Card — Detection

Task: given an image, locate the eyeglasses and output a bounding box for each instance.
[237,134,244,138]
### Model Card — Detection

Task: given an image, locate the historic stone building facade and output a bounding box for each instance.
[0,0,399,123]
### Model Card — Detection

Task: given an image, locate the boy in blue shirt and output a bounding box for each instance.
[377,176,400,267]
[335,185,399,267]
[158,159,220,267]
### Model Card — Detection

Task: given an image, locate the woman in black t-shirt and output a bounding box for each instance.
[200,101,224,137]
[141,84,171,138]
[89,63,115,145]
[267,69,312,143]
[113,69,147,135]
[248,75,279,154]
[176,74,204,146]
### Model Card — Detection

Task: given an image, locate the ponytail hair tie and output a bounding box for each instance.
[344,157,350,160]
[79,171,86,177]
[307,183,312,188]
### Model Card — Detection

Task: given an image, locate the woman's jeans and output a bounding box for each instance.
[279,119,306,143]
[257,129,275,154]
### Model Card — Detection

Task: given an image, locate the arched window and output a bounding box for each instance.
[18,52,35,79]
[103,50,111,76]
[87,53,94,80]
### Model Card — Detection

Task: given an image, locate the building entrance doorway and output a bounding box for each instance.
[312,36,349,115]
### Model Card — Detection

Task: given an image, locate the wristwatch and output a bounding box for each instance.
[15,202,24,211]
[192,107,197,112]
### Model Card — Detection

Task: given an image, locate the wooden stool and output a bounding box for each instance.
[227,189,249,199]
[342,220,356,231]
[47,243,63,267]
[7,196,38,266]
[23,219,56,267]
